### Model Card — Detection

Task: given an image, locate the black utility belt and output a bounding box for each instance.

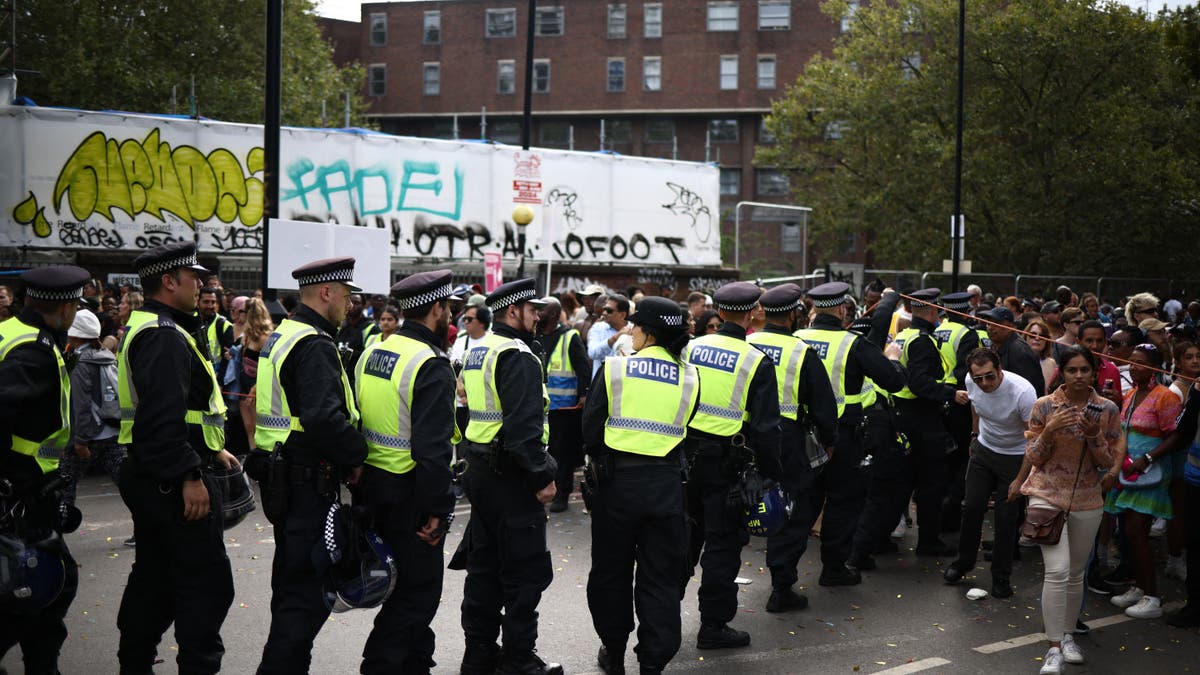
[611,449,682,469]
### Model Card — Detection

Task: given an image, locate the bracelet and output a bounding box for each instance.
[1145,453,1156,464]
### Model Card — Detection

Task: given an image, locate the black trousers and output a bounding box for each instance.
[588,460,687,671]
[894,403,951,547]
[256,484,336,674]
[0,509,78,675]
[1186,481,1200,608]
[357,467,444,675]
[684,440,745,626]
[956,441,1024,578]
[117,465,234,675]
[548,408,584,499]
[852,406,912,559]
[942,403,972,517]
[456,449,553,654]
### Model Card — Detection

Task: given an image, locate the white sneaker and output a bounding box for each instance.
[1125,595,1163,619]
[1150,517,1166,538]
[1060,634,1085,664]
[1039,647,1064,674]
[1166,556,1187,582]
[1111,586,1144,608]
[891,516,907,539]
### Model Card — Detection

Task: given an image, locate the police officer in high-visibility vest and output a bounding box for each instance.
[582,296,699,675]
[748,284,839,613]
[682,281,782,650]
[450,277,562,675]
[0,266,88,674]
[115,242,238,674]
[198,286,234,373]
[532,296,589,513]
[353,270,460,674]
[793,281,906,586]
[891,288,970,557]
[246,257,369,674]
[934,291,980,532]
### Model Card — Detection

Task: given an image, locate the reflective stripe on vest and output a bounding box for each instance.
[793,328,861,419]
[894,327,951,400]
[353,336,437,474]
[546,328,580,410]
[747,331,808,421]
[684,333,764,437]
[933,320,970,385]
[462,332,549,444]
[203,314,231,366]
[1,320,69,473]
[117,309,228,452]
[604,346,699,456]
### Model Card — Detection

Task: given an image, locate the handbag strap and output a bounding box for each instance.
[1064,402,1093,515]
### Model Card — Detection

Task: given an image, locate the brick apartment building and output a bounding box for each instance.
[320,0,860,278]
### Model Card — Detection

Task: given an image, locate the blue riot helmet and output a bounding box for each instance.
[323,529,398,613]
[0,531,66,611]
[745,485,791,537]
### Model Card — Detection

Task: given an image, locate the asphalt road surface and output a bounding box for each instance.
[4,475,1196,674]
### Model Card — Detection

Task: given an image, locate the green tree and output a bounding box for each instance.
[759,0,1200,277]
[14,0,370,127]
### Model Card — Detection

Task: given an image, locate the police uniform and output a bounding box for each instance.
[248,257,370,674]
[792,282,907,585]
[0,266,88,675]
[114,243,235,674]
[747,284,839,611]
[532,306,589,512]
[200,305,235,373]
[450,278,561,675]
[934,292,980,532]
[353,270,460,674]
[891,288,960,557]
[682,282,782,649]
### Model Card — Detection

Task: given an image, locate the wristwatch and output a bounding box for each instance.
[184,467,204,481]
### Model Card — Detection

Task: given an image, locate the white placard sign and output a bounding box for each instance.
[265,218,391,293]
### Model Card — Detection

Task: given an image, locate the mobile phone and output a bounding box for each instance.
[1085,402,1104,421]
[1102,378,1114,391]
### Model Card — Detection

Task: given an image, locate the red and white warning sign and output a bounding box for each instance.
[512,151,543,204]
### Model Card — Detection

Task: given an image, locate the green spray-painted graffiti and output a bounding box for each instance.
[12,128,265,237]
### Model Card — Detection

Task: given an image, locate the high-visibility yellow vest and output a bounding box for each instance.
[546,328,581,410]
[933,319,971,385]
[461,332,549,444]
[354,334,438,474]
[203,314,232,366]
[603,346,699,456]
[894,326,951,400]
[683,333,765,437]
[117,309,227,452]
[255,318,359,451]
[977,328,991,349]
[793,328,868,419]
[747,330,810,422]
[0,319,69,473]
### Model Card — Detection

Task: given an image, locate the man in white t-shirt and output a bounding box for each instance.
[943,347,1036,599]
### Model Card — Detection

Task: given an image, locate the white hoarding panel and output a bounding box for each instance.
[265,218,391,293]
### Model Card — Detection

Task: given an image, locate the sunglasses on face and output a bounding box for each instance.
[603,307,621,314]
[971,371,998,384]
[463,316,477,323]
[706,323,721,330]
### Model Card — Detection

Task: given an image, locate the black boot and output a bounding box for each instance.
[597,642,626,675]
[915,540,956,557]
[460,642,501,675]
[496,650,563,675]
[696,622,751,649]
[819,564,862,586]
[766,587,809,613]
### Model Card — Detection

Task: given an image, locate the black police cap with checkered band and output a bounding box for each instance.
[390,270,461,310]
[712,282,762,312]
[291,257,363,293]
[759,283,805,314]
[486,278,545,312]
[807,281,852,308]
[20,265,91,302]
[942,291,972,311]
[132,241,210,280]
[628,296,688,331]
[908,287,941,309]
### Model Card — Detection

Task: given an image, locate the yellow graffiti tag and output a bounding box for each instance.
[11,128,264,238]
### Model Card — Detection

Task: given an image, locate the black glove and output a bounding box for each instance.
[243,449,272,483]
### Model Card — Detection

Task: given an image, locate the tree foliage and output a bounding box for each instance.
[14,0,370,127]
[759,0,1200,276]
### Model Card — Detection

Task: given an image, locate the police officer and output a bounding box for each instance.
[891,288,970,557]
[115,242,238,674]
[793,282,907,585]
[451,278,561,675]
[247,257,369,673]
[583,296,699,675]
[682,281,782,649]
[198,285,234,372]
[0,266,88,675]
[353,270,460,674]
[934,291,980,532]
[533,296,589,513]
[747,284,839,612]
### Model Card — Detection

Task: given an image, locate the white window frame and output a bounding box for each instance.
[719,55,738,90]
[535,6,565,36]
[644,3,663,38]
[608,4,627,38]
[486,8,517,38]
[719,168,742,196]
[497,60,516,94]
[368,63,386,97]
[841,0,858,33]
[422,62,441,96]
[369,13,387,46]
[902,52,922,79]
[708,119,739,143]
[758,1,790,30]
[707,1,739,31]
[533,59,551,94]
[423,11,441,44]
[758,118,777,143]
[607,58,626,92]
[643,56,662,91]
[757,55,777,89]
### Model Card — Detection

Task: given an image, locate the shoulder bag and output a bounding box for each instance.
[1020,411,1088,546]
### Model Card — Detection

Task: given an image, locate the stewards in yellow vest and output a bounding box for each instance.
[748,283,839,613]
[115,242,238,674]
[532,296,590,513]
[681,281,782,650]
[353,270,460,674]
[0,265,88,674]
[449,277,562,675]
[247,256,369,674]
[582,296,699,675]
[934,291,982,533]
[198,286,234,371]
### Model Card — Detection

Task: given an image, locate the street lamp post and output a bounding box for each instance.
[512,205,534,278]
[951,0,966,292]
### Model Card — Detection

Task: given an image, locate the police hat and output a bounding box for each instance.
[390,270,460,310]
[942,291,972,312]
[291,257,362,293]
[132,241,209,280]
[908,287,941,308]
[758,283,804,314]
[712,282,762,312]
[807,281,851,308]
[628,296,687,331]
[486,278,546,312]
[848,316,873,336]
[19,265,90,303]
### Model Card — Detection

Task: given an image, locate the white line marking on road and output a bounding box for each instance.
[973,601,1184,654]
[872,657,952,674]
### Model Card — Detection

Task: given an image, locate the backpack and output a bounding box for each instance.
[92,359,121,424]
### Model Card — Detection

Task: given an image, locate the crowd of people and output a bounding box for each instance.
[1,256,1198,675]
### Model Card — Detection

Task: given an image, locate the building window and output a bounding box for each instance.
[368,64,386,97]
[757,55,776,89]
[719,55,738,90]
[758,1,790,30]
[497,60,516,94]
[486,8,517,38]
[756,170,789,196]
[423,11,441,44]
[607,58,626,92]
[644,119,675,143]
[902,52,922,79]
[758,118,777,143]
[707,2,739,31]
[780,222,802,252]
[541,120,570,146]
[535,7,564,36]
[643,56,662,91]
[423,63,440,96]
[425,120,455,139]
[825,120,846,141]
[533,59,551,93]
[708,119,738,143]
[607,119,633,143]
[719,168,741,196]
[841,1,858,33]
[644,3,663,38]
[491,120,521,145]
[369,13,387,46]
[608,4,627,38]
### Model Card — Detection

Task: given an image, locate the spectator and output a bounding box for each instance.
[967,284,983,314]
[1023,317,1058,394]
[587,293,630,378]
[1163,293,1184,323]
[61,310,125,517]
[1055,285,1075,308]
[228,298,274,455]
[696,310,722,337]
[1057,308,1084,347]
[1125,292,1160,325]
[0,283,13,322]
[574,284,605,325]
[1004,296,1023,316]
[365,305,400,348]
[1139,318,1172,379]
[979,306,1047,395]
[230,296,249,342]
[449,303,492,438]
[687,291,708,325]
[1041,301,1065,340]
[1185,301,1200,328]
[1165,340,1198,582]
[575,288,607,343]
[1162,375,1200,627]
[1078,321,1124,408]
[115,290,144,348]
[1107,328,1139,390]
[1080,293,1103,323]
